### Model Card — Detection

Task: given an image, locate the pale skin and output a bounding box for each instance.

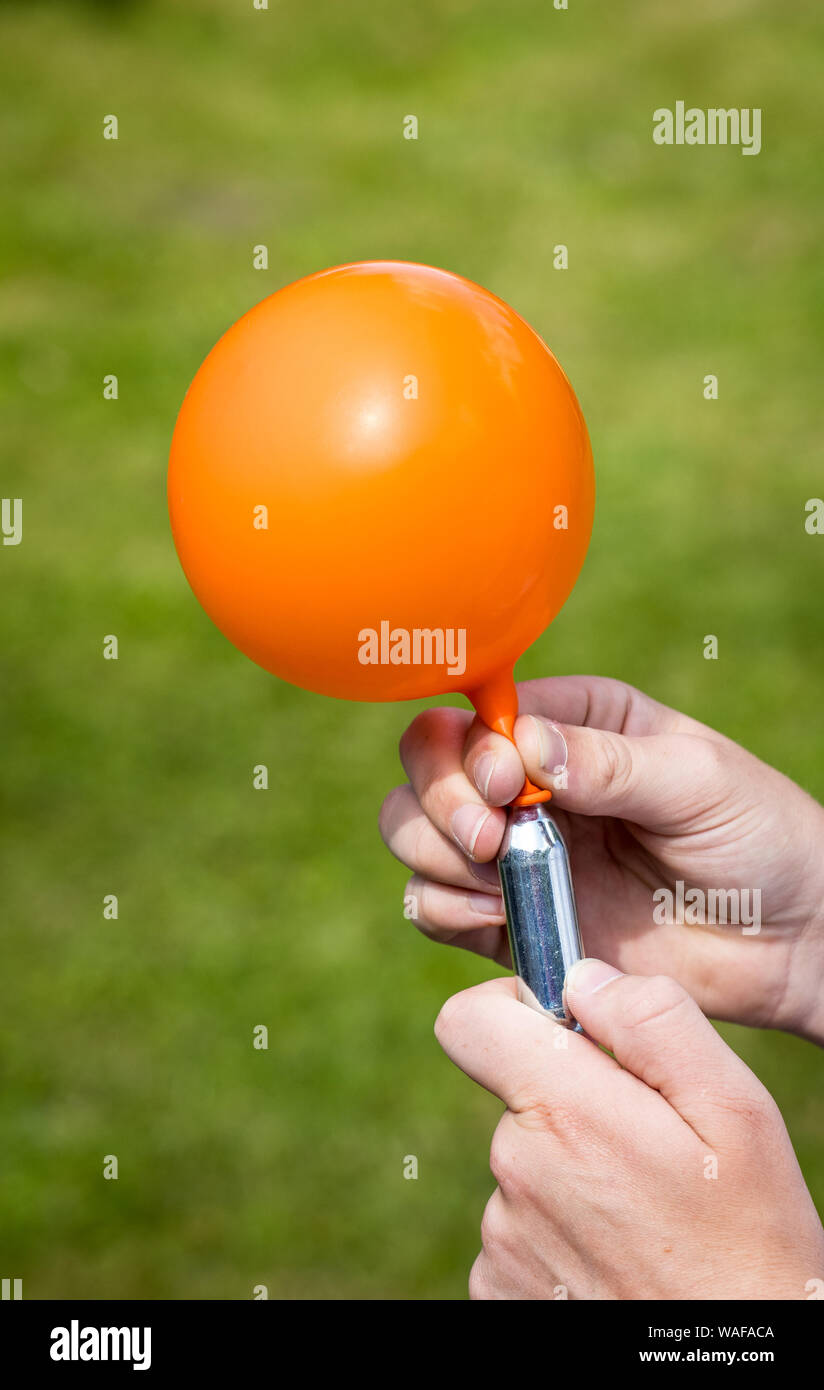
[378,676,824,1299]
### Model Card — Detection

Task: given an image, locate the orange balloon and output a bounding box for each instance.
[168,261,594,802]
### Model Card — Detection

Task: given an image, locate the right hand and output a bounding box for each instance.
[378,675,824,1045]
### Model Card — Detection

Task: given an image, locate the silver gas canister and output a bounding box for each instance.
[497,802,584,1025]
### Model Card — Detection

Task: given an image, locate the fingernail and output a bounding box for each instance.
[473,752,497,801]
[468,891,505,917]
[530,716,568,774]
[451,804,491,858]
[565,957,623,996]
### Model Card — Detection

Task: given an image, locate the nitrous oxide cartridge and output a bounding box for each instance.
[497,802,584,1025]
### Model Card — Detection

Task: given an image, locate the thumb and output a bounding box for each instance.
[564,958,764,1141]
[515,714,722,829]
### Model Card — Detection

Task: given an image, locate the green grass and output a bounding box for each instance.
[1,0,823,1298]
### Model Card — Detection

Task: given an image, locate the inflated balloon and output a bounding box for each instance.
[168,261,594,804]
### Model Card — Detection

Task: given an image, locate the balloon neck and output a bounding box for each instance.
[467,670,552,808]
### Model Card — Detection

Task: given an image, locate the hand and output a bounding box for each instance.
[435,963,824,1300]
[379,676,824,1044]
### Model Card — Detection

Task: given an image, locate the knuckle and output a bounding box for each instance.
[488,1129,517,1191]
[479,1189,507,1253]
[686,733,733,800]
[377,784,407,846]
[399,706,459,768]
[595,732,634,801]
[407,879,453,939]
[406,874,427,920]
[617,678,646,714]
[519,1095,580,1136]
[410,807,435,874]
[398,711,428,762]
[489,1120,534,1196]
[695,735,731,786]
[403,875,426,928]
[468,1254,492,1301]
[622,974,693,1031]
[714,1078,781,1134]
[746,1088,783,1136]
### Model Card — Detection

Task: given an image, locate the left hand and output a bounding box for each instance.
[435,961,824,1300]
[379,677,824,1044]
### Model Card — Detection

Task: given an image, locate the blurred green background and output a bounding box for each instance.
[1,0,822,1299]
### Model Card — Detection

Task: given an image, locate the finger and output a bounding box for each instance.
[379,784,501,891]
[564,960,768,1143]
[516,675,708,738]
[404,875,508,963]
[515,717,727,831]
[398,707,511,861]
[462,715,528,807]
[434,976,623,1115]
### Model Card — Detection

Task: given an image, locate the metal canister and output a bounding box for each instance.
[497,802,584,1025]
